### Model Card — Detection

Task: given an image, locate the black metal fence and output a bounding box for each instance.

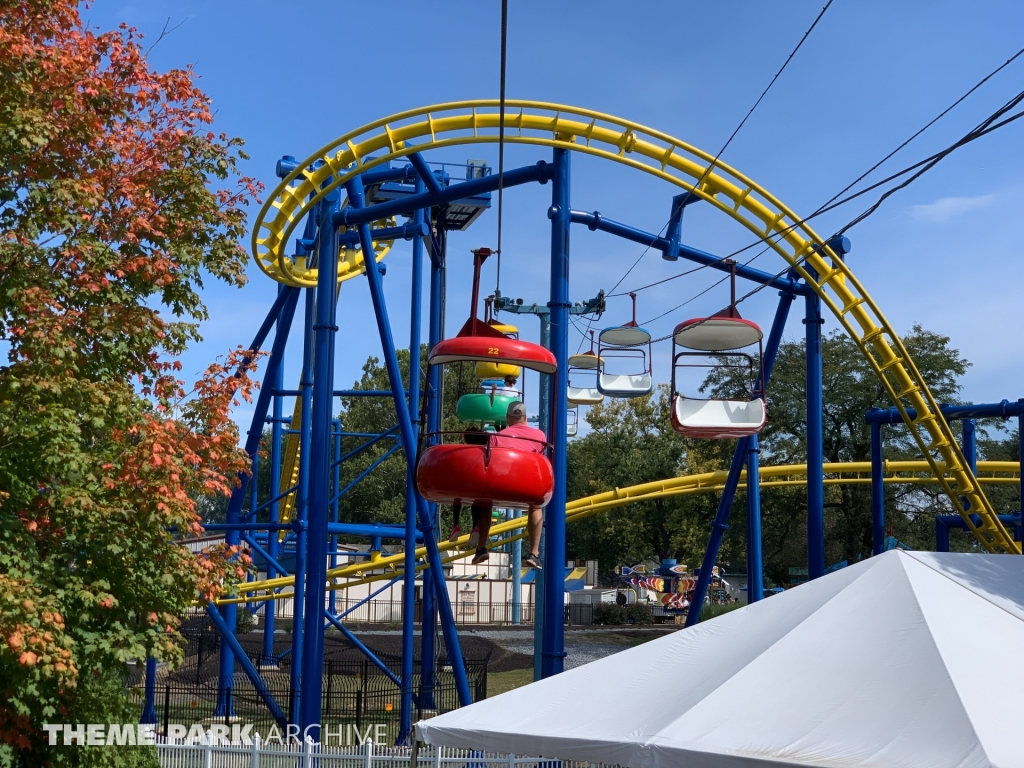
[132,658,486,743]
[132,625,490,741]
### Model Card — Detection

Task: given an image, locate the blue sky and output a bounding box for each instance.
[90,1,1024,431]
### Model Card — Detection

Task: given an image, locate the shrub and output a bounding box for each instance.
[624,603,653,625]
[699,601,744,622]
[592,603,626,625]
[235,608,257,634]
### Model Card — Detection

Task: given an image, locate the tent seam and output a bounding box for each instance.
[898,553,991,765]
[648,560,887,735]
[905,550,1024,622]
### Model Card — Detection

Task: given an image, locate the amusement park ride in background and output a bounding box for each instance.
[140,101,1021,744]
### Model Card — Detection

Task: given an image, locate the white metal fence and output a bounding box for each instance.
[156,737,596,768]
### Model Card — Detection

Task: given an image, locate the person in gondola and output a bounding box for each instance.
[469,401,548,567]
[448,425,491,549]
[490,374,520,399]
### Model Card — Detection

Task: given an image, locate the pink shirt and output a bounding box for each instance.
[489,423,548,454]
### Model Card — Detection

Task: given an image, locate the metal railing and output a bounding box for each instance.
[153,738,594,768]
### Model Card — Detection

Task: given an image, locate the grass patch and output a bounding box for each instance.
[700,602,744,622]
[487,668,535,698]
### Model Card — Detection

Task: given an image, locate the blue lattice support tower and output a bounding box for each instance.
[398,178,426,743]
[298,189,342,740]
[420,225,446,712]
[867,399,1024,553]
[212,285,299,717]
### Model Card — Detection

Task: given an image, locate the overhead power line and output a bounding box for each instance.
[618,43,1024,304]
[607,0,835,298]
[641,87,1024,332]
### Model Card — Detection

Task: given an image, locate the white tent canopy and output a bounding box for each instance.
[415,551,1024,767]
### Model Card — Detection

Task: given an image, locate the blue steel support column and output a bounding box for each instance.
[263,287,285,660]
[399,185,425,743]
[542,147,571,679]
[298,192,341,741]
[745,434,763,603]
[962,419,977,474]
[329,419,341,615]
[1019,404,1024,542]
[804,281,825,580]
[685,439,750,627]
[420,227,445,710]
[141,657,157,724]
[511,510,522,624]
[685,289,794,627]
[345,176,473,706]
[961,419,978,521]
[870,420,885,556]
[533,313,551,680]
[290,287,315,723]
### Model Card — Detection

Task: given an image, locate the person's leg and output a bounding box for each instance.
[448,501,463,542]
[471,503,493,563]
[467,504,481,549]
[524,505,543,569]
[527,505,542,556]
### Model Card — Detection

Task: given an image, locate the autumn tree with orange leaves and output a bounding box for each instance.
[0,2,262,763]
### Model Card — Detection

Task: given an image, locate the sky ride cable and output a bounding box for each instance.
[819,43,1024,218]
[620,43,1024,305]
[578,0,835,350]
[610,0,835,295]
[495,0,509,295]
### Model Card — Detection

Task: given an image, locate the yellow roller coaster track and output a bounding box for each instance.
[213,459,1020,605]
[251,100,1019,554]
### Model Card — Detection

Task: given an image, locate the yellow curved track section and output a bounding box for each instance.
[256,192,395,288]
[251,100,1017,554]
[214,460,1020,605]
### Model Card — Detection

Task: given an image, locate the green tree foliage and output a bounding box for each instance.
[0,4,259,762]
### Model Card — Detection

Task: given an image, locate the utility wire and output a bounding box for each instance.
[495,0,508,292]
[620,45,1024,300]
[641,93,1024,333]
[818,44,1024,216]
[838,88,1024,233]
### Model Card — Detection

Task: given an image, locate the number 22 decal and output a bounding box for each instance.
[488,347,499,355]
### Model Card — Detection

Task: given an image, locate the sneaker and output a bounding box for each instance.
[448,526,462,543]
[524,552,543,570]
[467,527,480,550]
[471,549,489,565]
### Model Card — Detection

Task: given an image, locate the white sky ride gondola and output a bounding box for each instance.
[597,293,653,398]
[671,263,766,439]
[568,330,605,406]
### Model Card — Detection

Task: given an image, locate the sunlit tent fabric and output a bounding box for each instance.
[415,551,1024,767]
